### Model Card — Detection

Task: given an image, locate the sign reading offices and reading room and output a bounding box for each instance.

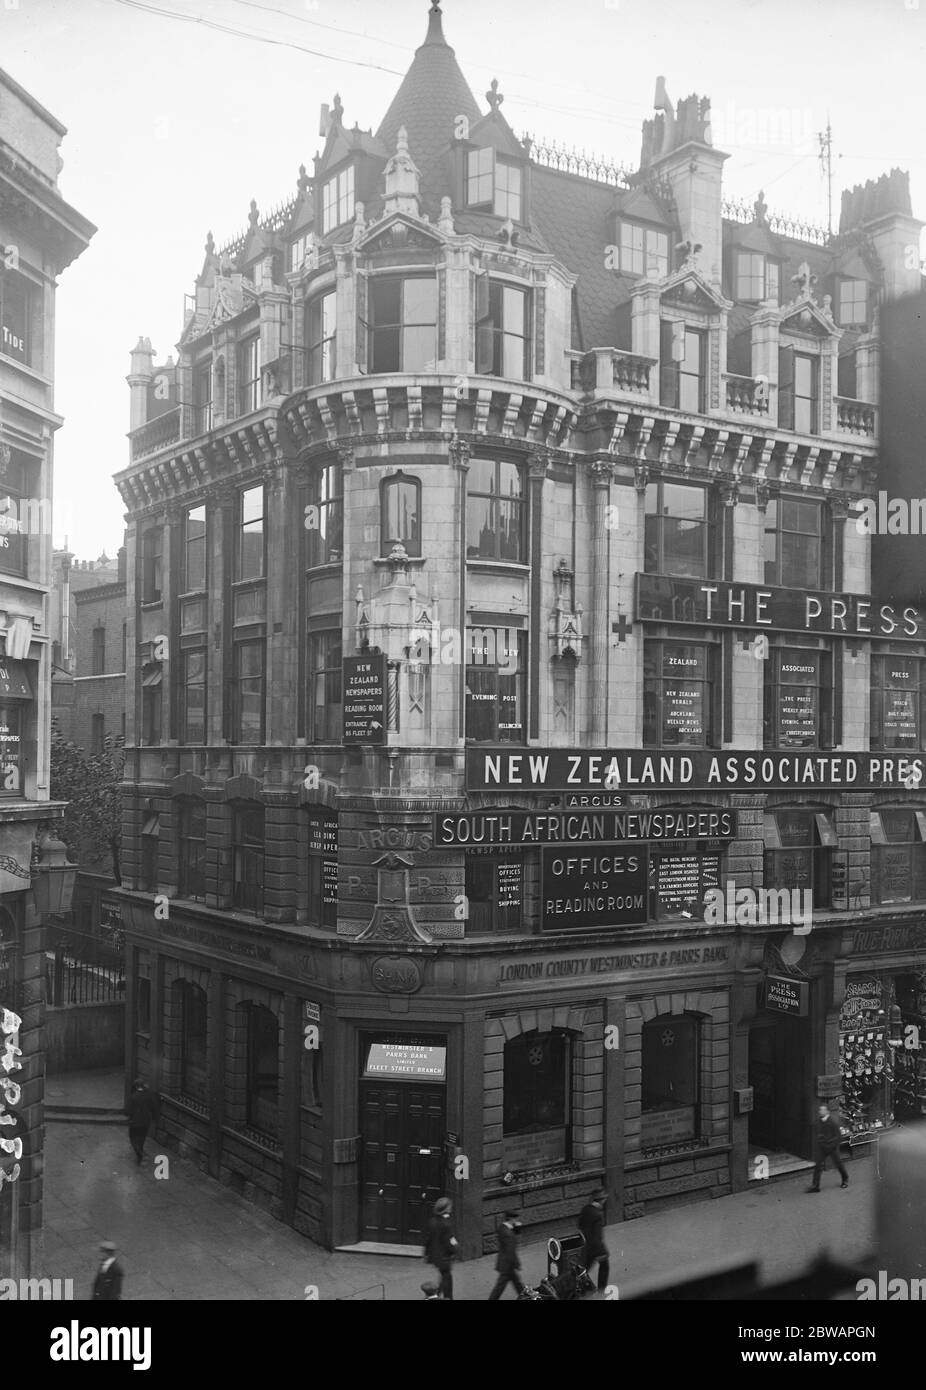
[342,653,386,744]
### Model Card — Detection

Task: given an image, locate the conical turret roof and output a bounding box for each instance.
[376,3,481,215]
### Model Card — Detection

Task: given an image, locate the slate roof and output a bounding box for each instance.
[375,3,481,221]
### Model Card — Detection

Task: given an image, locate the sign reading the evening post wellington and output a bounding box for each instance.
[466,748,926,792]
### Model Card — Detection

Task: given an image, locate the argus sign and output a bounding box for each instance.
[0,1008,23,1187]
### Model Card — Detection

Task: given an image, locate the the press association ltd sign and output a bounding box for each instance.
[0,1008,22,1186]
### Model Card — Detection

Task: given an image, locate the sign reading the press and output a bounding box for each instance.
[342,653,386,744]
[541,847,647,931]
[466,747,926,792]
[765,975,809,1016]
[635,574,926,641]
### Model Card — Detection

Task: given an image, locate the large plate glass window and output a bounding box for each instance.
[644,481,710,577]
[764,809,837,909]
[660,322,706,412]
[764,496,824,589]
[466,457,525,562]
[367,276,437,374]
[476,279,530,379]
[643,640,716,747]
[870,808,926,905]
[465,627,526,742]
[870,655,925,749]
[641,1014,700,1147]
[764,648,831,748]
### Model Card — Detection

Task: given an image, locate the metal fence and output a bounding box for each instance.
[46,930,125,1008]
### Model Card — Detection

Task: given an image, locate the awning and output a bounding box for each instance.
[141,666,162,688]
[0,660,32,700]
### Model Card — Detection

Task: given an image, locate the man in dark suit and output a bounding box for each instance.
[488,1210,525,1299]
[92,1241,124,1300]
[808,1104,849,1192]
[126,1079,159,1166]
[578,1188,610,1292]
[423,1197,459,1300]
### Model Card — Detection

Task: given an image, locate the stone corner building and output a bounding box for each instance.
[0,66,95,1273]
[114,4,926,1256]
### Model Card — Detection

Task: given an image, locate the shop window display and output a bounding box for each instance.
[838,978,891,1137]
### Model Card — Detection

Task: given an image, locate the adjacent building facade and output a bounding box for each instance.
[113,4,926,1255]
[0,67,94,1273]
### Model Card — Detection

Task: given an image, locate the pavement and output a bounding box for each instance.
[41,1067,877,1301]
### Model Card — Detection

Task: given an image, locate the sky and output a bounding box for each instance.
[3,0,925,559]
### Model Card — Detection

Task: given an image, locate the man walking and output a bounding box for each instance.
[423,1196,459,1300]
[578,1188,610,1292]
[91,1241,124,1300]
[808,1103,849,1192]
[488,1210,525,1300]
[126,1077,159,1166]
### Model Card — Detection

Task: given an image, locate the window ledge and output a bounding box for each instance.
[223,1124,281,1155]
[466,560,529,575]
[626,1141,731,1171]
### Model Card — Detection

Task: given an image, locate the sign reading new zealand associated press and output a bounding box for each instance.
[342,653,386,744]
[541,846,647,931]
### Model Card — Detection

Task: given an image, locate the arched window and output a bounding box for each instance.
[641,1014,700,1147]
[381,472,421,556]
[178,981,208,1102]
[503,1030,572,1167]
[244,1003,279,1136]
[177,798,206,900]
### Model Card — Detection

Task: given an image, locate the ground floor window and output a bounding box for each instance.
[179,981,208,1103]
[649,849,721,921]
[641,1013,701,1149]
[502,1029,571,1170]
[245,1003,279,1138]
[839,977,890,1136]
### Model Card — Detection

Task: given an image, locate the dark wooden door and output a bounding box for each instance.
[360,1082,445,1243]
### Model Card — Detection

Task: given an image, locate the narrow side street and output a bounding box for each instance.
[42,1072,876,1301]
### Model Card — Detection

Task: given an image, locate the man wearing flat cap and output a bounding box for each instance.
[91,1241,124,1300]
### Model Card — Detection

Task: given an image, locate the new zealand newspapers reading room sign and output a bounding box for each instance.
[636,575,926,640]
[466,749,926,792]
[342,653,386,745]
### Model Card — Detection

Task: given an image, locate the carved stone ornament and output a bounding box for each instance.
[371,955,424,994]
[449,434,471,470]
[590,458,614,487]
[356,907,432,944]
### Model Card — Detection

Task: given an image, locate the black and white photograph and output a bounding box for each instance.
[2,0,926,1358]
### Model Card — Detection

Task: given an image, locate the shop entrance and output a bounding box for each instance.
[748,1012,813,1158]
[359,1081,446,1244]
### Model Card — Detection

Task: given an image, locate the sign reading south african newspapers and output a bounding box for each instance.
[434,808,736,846]
[466,748,926,792]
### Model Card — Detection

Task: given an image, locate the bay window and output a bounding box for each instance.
[305,289,337,385]
[366,276,437,373]
[476,279,530,379]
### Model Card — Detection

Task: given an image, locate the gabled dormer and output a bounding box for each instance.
[314,94,388,238]
[723,194,786,305]
[610,184,675,280]
[453,79,530,226]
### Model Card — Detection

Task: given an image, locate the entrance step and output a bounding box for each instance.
[335,1241,423,1257]
[46,1105,124,1125]
[747,1147,815,1181]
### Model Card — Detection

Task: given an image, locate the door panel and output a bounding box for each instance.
[360,1082,446,1243]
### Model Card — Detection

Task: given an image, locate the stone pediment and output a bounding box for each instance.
[660,268,729,313]
[199,276,258,334]
[357,212,444,255]
[778,301,836,338]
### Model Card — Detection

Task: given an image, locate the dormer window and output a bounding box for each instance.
[617,222,669,278]
[836,278,868,328]
[735,252,779,304]
[322,165,354,234]
[466,148,522,221]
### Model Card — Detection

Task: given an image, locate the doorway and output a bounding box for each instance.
[748,1011,813,1158]
[359,1081,446,1244]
